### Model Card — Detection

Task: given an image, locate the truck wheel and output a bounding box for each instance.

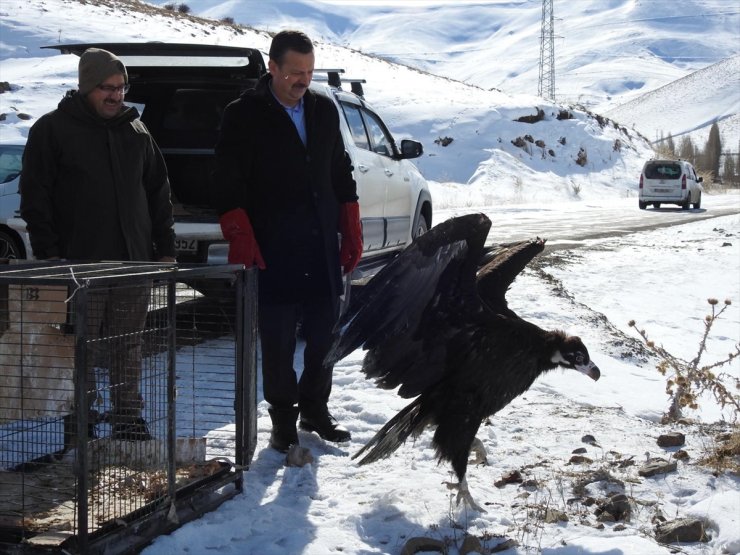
[693,192,701,209]
[413,214,429,239]
[0,229,24,259]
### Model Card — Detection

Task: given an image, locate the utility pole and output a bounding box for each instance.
[538,0,555,101]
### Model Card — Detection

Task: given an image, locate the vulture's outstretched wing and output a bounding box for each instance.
[325,213,491,396]
[476,238,546,315]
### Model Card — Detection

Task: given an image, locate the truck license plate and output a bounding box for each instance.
[175,238,198,252]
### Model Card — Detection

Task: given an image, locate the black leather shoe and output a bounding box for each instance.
[269,430,297,453]
[268,407,299,453]
[112,417,153,441]
[299,410,351,443]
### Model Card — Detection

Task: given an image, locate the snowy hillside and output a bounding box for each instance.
[606,55,740,149]
[149,0,740,149]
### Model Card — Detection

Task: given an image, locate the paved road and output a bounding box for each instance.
[434,192,740,252]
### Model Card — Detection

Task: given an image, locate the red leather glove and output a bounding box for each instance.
[339,201,363,274]
[219,208,266,269]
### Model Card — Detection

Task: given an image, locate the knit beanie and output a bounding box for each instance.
[78,48,128,95]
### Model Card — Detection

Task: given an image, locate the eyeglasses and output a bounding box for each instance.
[97,84,130,95]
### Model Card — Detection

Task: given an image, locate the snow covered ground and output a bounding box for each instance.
[140,207,740,555]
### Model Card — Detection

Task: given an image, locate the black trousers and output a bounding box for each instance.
[258,295,339,411]
[84,284,150,419]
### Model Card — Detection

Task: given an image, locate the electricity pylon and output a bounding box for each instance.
[538,0,555,101]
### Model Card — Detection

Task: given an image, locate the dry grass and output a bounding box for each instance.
[697,429,740,475]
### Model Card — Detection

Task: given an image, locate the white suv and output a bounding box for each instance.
[30,43,432,284]
[639,159,703,210]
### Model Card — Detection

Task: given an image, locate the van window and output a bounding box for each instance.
[644,162,681,180]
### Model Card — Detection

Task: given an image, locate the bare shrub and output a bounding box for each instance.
[697,169,722,192]
[697,430,740,475]
[652,142,676,160]
[629,299,740,423]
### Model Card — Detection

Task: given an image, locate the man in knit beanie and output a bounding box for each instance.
[78,47,128,95]
[20,46,176,442]
[76,47,130,119]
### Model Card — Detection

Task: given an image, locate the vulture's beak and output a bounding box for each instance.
[577,361,600,381]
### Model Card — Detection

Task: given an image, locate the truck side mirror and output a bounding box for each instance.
[400,139,423,159]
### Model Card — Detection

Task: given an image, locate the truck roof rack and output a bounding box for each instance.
[345,78,366,98]
[314,69,366,98]
[314,68,345,88]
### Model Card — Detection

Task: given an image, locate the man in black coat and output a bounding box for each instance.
[20,48,176,441]
[213,30,363,453]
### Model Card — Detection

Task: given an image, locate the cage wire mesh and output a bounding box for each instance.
[0,261,257,554]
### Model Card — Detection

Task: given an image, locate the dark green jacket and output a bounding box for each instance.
[213,74,357,303]
[20,92,175,261]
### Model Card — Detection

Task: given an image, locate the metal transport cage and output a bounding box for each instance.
[0,261,257,554]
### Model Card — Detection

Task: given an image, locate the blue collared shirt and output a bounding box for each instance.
[270,82,307,147]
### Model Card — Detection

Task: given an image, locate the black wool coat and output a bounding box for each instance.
[213,74,358,303]
[20,92,175,261]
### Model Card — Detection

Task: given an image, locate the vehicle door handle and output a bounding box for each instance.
[357,164,369,173]
[384,169,394,177]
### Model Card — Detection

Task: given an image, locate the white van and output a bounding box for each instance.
[638,159,703,210]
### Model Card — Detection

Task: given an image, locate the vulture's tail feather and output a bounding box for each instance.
[352,398,429,465]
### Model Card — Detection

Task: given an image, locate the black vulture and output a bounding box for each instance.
[325,213,600,511]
